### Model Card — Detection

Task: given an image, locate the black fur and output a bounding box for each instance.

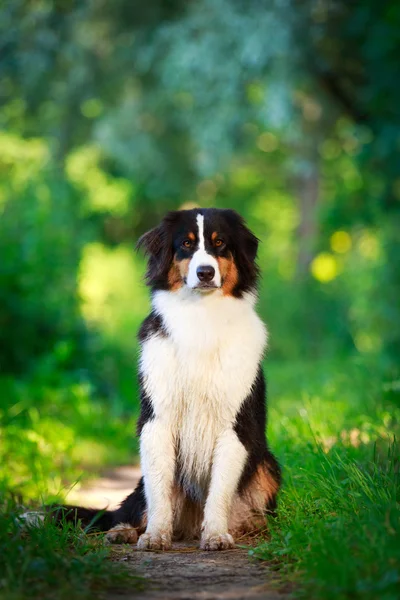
[203,209,260,297]
[48,504,114,531]
[137,208,260,297]
[113,477,146,527]
[138,311,166,342]
[137,312,166,434]
[234,366,268,489]
[52,478,147,533]
[137,372,154,435]
[234,367,282,512]
[52,208,280,535]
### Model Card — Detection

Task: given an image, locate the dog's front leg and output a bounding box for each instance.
[137,420,175,550]
[201,429,247,551]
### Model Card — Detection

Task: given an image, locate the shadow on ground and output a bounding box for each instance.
[68,467,290,600]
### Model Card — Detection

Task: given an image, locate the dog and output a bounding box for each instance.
[63,208,281,551]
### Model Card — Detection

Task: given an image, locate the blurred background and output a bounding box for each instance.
[0,0,399,500]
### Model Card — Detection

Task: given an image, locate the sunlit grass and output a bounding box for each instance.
[1,342,398,600]
[0,359,141,598]
[0,498,141,600]
[256,358,400,600]
[0,374,138,502]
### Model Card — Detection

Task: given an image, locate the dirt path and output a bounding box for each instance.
[67,468,289,600]
[109,544,285,600]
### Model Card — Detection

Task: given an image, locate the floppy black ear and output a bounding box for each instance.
[239,220,259,263]
[224,209,260,293]
[136,221,173,289]
[224,210,259,261]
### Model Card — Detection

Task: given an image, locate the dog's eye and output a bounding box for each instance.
[182,239,192,249]
[214,239,225,248]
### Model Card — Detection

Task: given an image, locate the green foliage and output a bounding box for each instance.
[0,368,138,500]
[1,0,399,361]
[0,134,88,374]
[0,499,140,600]
[0,2,399,597]
[253,359,400,600]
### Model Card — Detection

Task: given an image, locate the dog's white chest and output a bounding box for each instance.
[140,290,267,483]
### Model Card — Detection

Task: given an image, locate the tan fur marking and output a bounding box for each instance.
[171,462,279,540]
[105,523,138,545]
[168,261,182,290]
[178,257,190,280]
[229,463,279,536]
[188,232,195,241]
[211,231,218,242]
[168,257,191,291]
[217,256,239,296]
[253,462,280,500]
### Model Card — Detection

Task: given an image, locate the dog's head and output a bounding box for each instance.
[137,208,259,297]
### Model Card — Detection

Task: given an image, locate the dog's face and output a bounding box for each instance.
[137,208,259,297]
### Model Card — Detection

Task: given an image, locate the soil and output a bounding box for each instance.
[108,543,286,600]
[67,467,290,600]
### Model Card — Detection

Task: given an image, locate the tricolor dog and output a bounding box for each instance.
[66,208,281,551]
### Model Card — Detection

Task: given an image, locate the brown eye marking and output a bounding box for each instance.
[181,232,195,249]
[212,231,225,248]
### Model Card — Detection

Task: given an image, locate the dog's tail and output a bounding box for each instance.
[48,504,115,531]
[48,476,147,533]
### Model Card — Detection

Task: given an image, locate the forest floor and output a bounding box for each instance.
[3,359,397,600]
[68,467,289,600]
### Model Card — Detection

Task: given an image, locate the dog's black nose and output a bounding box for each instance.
[197,265,215,282]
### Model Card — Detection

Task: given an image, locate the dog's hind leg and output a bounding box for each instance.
[105,477,147,544]
[229,451,281,537]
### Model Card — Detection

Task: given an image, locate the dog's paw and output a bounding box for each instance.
[137,531,172,551]
[200,532,235,551]
[105,523,138,545]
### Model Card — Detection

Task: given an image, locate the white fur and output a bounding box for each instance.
[197,213,205,251]
[186,214,221,289]
[140,420,175,540]
[201,428,247,544]
[138,287,267,543]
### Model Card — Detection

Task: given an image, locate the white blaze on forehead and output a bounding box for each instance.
[186,212,221,289]
[197,214,205,251]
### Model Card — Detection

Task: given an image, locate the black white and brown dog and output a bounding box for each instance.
[63,208,281,551]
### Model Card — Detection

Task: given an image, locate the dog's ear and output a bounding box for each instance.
[224,210,260,292]
[239,220,259,264]
[136,224,164,257]
[224,210,259,262]
[136,220,173,288]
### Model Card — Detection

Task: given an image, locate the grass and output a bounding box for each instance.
[0,365,139,501]
[1,354,399,599]
[0,359,141,600]
[0,498,142,600]
[254,358,400,600]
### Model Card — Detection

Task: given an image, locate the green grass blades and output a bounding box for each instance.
[0,498,141,600]
[253,359,400,600]
[0,372,138,501]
